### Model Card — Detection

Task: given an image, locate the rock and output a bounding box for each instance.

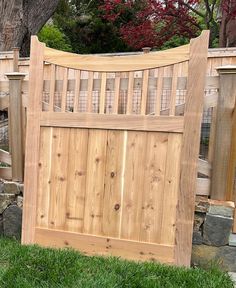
[192,244,236,272]
[3,205,22,240]
[195,196,209,213]
[17,183,24,194]
[192,231,203,245]
[16,196,23,208]
[194,212,205,231]
[0,194,16,213]
[0,215,3,235]
[208,199,234,218]
[3,182,20,195]
[0,182,4,193]
[229,233,236,247]
[203,213,233,246]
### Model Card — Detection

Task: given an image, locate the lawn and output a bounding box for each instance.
[0,237,233,288]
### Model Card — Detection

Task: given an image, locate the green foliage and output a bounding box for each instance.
[51,0,132,54]
[38,24,72,52]
[0,237,233,288]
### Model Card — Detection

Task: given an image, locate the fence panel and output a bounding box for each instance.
[22,31,209,267]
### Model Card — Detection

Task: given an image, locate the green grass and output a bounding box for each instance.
[0,237,233,288]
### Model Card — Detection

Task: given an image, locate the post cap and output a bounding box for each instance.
[5,72,27,80]
[216,65,236,74]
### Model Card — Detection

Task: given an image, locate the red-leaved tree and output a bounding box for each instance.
[100,0,200,50]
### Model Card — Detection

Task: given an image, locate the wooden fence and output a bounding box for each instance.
[0,34,236,247]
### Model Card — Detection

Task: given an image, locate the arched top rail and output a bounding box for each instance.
[43,44,190,72]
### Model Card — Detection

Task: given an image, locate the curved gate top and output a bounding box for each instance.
[22,31,209,267]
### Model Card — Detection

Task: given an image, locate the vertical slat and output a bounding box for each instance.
[102,130,124,237]
[48,128,70,230]
[155,67,164,116]
[140,133,168,243]
[73,70,81,112]
[37,127,52,228]
[169,64,179,116]
[66,128,89,232]
[49,64,56,111]
[61,68,68,112]
[126,71,134,114]
[113,73,121,114]
[141,70,149,115]
[83,130,107,235]
[175,31,209,266]
[87,71,94,112]
[121,131,147,240]
[160,133,182,245]
[208,107,217,162]
[22,36,45,244]
[99,73,107,114]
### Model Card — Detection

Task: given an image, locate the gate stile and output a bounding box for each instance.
[22,31,209,267]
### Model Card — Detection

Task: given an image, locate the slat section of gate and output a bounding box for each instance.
[22,31,209,267]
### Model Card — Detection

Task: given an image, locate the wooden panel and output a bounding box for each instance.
[160,133,182,245]
[102,131,124,237]
[65,129,89,232]
[48,128,70,230]
[40,113,184,133]
[44,44,190,72]
[0,167,12,180]
[121,131,147,241]
[83,130,108,235]
[35,227,175,263]
[37,127,52,227]
[140,133,168,243]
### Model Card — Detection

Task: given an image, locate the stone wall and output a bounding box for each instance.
[192,196,236,272]
[0,180,23,240]
[0,181,236,271]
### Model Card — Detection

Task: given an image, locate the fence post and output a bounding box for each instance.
[5,72,26,182]
[12,47,19,72]
[211,66,236,200]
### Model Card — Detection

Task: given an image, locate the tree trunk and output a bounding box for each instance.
[219,0,236,47]
[0,0,60,56]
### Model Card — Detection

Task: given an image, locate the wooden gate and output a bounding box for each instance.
[22,31,209,267]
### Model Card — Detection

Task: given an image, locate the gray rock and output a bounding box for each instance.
[0,194,16,213]
[3,205,22,240]
[16,196,23,208]
[209,204,234,218]
[17,183,24,194]
[192,231,203,245]
[203,213,233,246]
[3,182,20,195]
[192,244,236,272]
[229,233,236,247]
[0,182,4,193]
[195,197,209,213]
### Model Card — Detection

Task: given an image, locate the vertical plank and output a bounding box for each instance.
[141,70,149,115]
[61,68,68,112]
[113,73,121,114]
[99,73,107,114]
[169,64,179,116]
[49,64,56,111]
[87,71,94,112]
[175,31,209,266]
[160,133,182,245]
[155,67,164,115]
[65,128,89,232]
[208,107,217,163]
[83,129,108,235]
[126,71,134,114]
[48,128,70,230]
[140,133,168,243]
[73,70,81,112]
[37,127,53,228]
[121,131,147,241]
[102,130,124,237]
[22,36,45,244]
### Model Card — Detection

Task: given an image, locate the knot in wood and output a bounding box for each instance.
[114,203,120,211]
